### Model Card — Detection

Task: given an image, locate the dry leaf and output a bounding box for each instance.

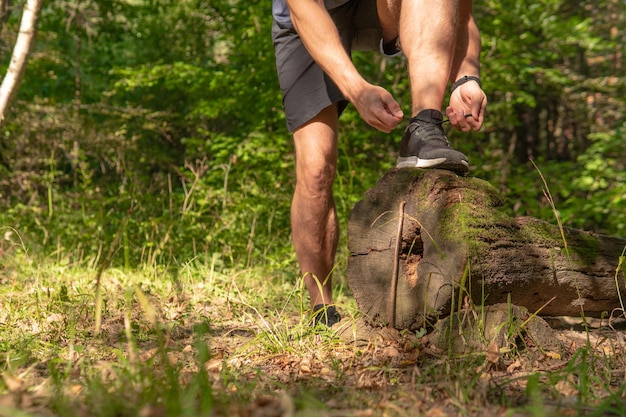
[206,358,223,373]
[555,375,578,397]
[486,340,500,364]
[69,384,83,396]
[381,345,400,359]
[319,367,332,376]
[0,393,18,408]
[425,406,449,417]
[1,373,24,392]
[506,359,522,374]
[545,351,561,360]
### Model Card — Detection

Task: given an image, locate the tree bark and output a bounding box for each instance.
[0,0,44,124]
[347,169,626,330]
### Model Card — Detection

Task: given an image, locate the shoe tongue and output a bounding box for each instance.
[413,109,443,124]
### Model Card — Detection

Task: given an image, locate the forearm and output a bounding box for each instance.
[286,0,366,100]
[450,0,481,82]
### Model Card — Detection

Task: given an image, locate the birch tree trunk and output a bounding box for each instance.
[0,0,44,124]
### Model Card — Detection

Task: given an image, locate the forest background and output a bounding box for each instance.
[0,0,624,268]
[0,0,625,415]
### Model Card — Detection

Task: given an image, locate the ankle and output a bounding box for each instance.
[410,109,443,124]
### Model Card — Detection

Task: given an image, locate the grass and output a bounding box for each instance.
[1,242,626,417]
[1,163,625,416]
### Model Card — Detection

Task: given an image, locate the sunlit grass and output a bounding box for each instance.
[1,226,625,416]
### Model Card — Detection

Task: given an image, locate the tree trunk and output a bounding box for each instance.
[0,0,44,124]
[347,169,625,330]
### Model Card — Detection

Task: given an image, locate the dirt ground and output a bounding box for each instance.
[195,306,626,417]
[1,272,625,417]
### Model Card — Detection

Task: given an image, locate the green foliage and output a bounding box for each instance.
[565,124,626,235]
[1,0,295,268]
[466,0,625,236]
[2,1,626,415]
[0,0,625,279]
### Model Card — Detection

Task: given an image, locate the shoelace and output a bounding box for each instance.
[409,120,450,146]
[443,115,473,123]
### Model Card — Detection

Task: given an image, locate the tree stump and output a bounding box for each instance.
[347,169,626,330]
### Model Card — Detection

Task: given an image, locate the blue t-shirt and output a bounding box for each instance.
[272,0,351,28]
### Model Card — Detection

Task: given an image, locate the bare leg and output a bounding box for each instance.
[291,105,339,307]
[379,0,458,116]
[401,0,458,116]
[379,0,469,172]
[376,0,401,44]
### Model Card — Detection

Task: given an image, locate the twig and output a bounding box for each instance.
[388,200,406,328]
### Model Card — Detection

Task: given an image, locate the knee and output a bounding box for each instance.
[296,158,336,198]
[292,106,339,198]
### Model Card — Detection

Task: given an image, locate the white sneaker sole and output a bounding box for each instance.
[396,156,469,172]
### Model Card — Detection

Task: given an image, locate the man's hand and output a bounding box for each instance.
[446,81,487,132]
[350,83,404,133]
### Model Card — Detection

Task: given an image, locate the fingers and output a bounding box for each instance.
[446,107,483,131]
[355,86,404,132]
[369,104,403,133]
[370,111,402,132]
[372,88,404,133]
[446,107,475,132]
[383,95,404,121]
[447,86,487,132]
[378,97,404,132]
[468,93,487,128]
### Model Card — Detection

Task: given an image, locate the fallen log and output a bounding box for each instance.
[347,169,626,330]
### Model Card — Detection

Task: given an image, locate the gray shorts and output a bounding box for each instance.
[272,0,383,132]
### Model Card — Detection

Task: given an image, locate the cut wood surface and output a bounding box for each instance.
[347,169,625,330]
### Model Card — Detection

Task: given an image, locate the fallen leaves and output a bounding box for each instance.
[2,260,626,417]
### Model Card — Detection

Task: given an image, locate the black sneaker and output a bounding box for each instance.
[396,109,469,173]
[312,304,341,328]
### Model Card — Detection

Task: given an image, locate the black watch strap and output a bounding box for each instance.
[451,75,481,93]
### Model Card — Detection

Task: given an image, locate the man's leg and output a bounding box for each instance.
[375,0,401,48]
[378,0,469,172]
[291,105,339,310]
[272,14,346,325]
[377,0,457,115]
[399,0,458,116]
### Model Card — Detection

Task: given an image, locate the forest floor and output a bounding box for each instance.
[1,251,625,417]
